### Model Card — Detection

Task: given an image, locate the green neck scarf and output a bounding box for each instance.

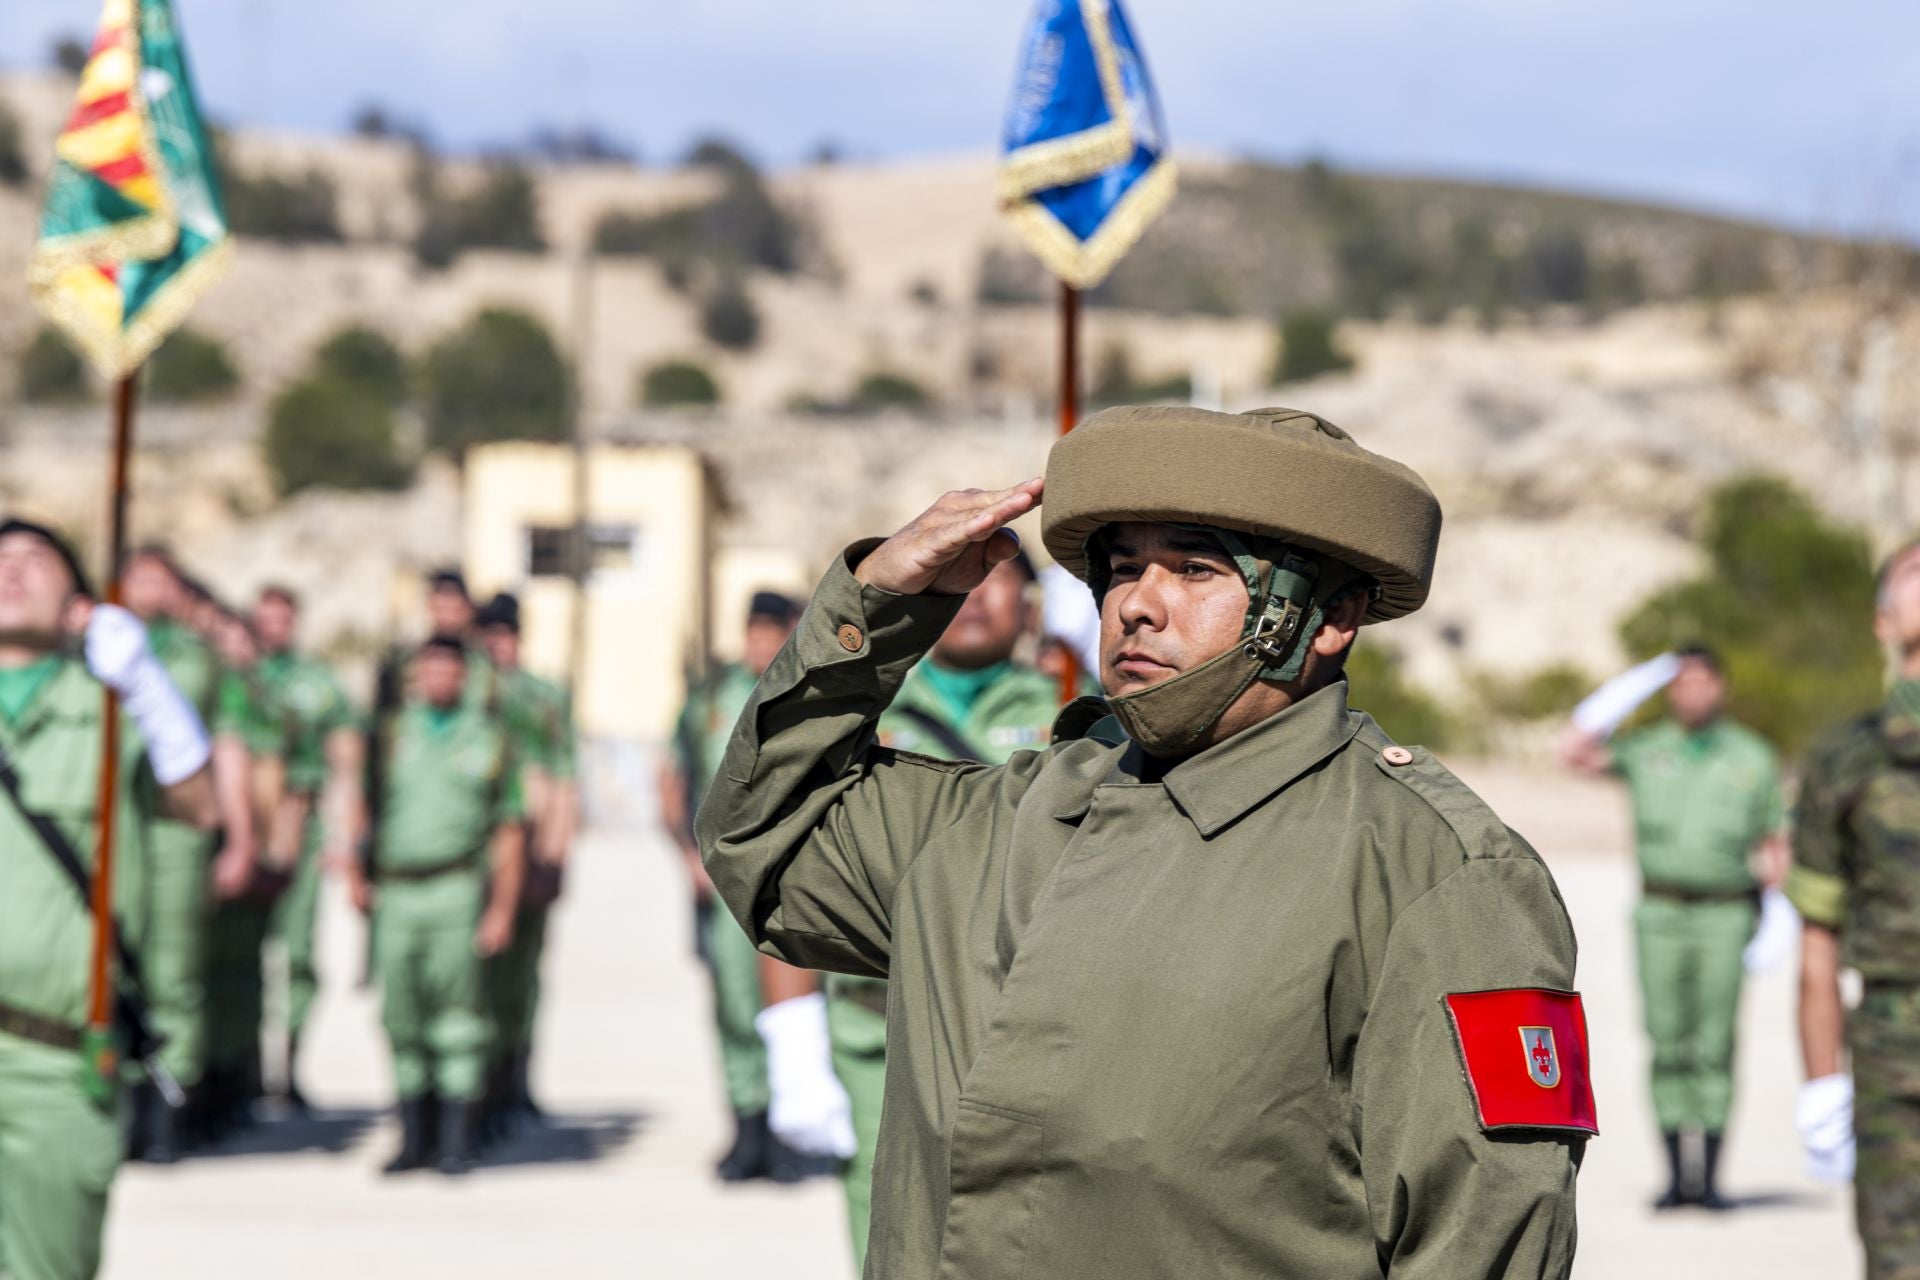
[919,659,1012,724]
[0,657,61,726]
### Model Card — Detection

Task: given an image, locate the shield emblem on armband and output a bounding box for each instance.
[1521,1026,1560,1088]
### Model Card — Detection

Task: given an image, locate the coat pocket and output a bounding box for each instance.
[938,1099,1049,1280]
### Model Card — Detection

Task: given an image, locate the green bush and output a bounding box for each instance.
[851,371,931,413]
[413,162,546,267]
[701,279,761,350]
[639,360,720,408]
[1273,310,1354,383]
[18,327,90,403]
[264,378,414,495]
[1345,645,1455,749]
[1090,344,1191,406]
[592,149,803,276]
[226,170,343,243]
[314,325,408,405]
[147,328,239,402]
[421,308,570,454]
[0,100,26,187]
[1619,474,1882,756]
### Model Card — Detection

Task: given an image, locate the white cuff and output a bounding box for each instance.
[85,607,211,786]
[756,992,855,1158]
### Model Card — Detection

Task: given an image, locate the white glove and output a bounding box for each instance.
[1796,1074,1856,1185]
[755,992,856,1159]
[1571,653,1683,737]
[84,605,211,786]
[1743,887,1801,974]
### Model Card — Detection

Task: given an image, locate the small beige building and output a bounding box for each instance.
[463,441,720,741]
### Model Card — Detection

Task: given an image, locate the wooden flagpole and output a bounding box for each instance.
[87,371,137,1043]
[1056,282,1082,706]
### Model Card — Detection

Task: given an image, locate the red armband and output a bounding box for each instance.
[1442,988,1598,1135]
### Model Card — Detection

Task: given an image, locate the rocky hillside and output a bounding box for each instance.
[1,70,1914,735]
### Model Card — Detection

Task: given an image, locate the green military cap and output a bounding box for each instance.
[1041,405,1442,621]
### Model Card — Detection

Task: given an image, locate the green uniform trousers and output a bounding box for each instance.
[203,895,272,1077]
[482,900,549,1061]
[268,821,326,1042]
[375,871,490,1101]
[142,823,210,1089]
[1855,984,1920,1280]
[0,1032,118,1280]
[827,989,887,1275]
[705,903,769,1115]
[1634,894,1755,1132]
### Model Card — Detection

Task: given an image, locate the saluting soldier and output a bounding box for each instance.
[353,635,524,1176]
[699,407,1596,1279]
[1792,535,1920,1278]
[476,593,577,1127]
[118,548,261,1160]
[254,585,361,1113]
[1561,647,1785,1209]
[661,591,844,1183]
[0,519,216,1279]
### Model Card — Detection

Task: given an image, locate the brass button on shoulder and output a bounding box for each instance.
[836,623,865,652]
[1382,745,1415,767]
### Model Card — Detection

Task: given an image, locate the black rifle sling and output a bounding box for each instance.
[0,738,158,1031]
[886,706,986,765]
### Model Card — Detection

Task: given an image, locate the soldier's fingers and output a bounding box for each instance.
[981,529,1023,567]
[956,484,1041,542]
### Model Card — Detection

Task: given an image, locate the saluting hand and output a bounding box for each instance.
[854,478,1043,596]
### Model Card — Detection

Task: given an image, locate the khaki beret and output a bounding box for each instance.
[1041,405,1441,621]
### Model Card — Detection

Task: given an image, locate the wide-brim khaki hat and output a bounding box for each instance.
[1041,406,1441,621]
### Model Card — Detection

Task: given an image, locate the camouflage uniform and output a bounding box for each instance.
[1789,680,1920,1279]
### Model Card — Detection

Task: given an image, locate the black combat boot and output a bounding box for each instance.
[283,1034,311,1115]
[125,1080,153,1162]
[436,1098,477,1176]
[1699,1131,1731,1211]
[1652,1130,1688,1209]
[716,1109,770,1182]
[510,1049,545,1126]
[143,1093,187,1165]
[766,1130,843,1185]
[382,1096,434,1175]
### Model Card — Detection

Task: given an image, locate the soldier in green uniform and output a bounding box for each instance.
[699,407,1596,1279]
[352,635,525,1176]
[1792,535,1920,1279]
[0,519,216,1279]
[1561,646,1785,1209]
[476,593,577,1127]
[822,549,1060,1271]
[662,591,842,1183]
[118,549,262,1160]
[253,585,360,1112]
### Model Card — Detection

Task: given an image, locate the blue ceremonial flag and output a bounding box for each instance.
[999,0,1176,289]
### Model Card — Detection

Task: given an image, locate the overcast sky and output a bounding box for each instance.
[6,0,1918,233]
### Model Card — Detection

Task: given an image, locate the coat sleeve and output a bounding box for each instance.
[1351,852,1585,1280]
[696,543,1016,978]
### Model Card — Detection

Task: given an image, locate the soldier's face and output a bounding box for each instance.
[417,650,466,706]
[120,554,178,621]
[483,624,520,668]
[0,533,76,649]
[1099,523,1250,695]
[933,558,1031,670]
[254,595,296,653]
[428,587,474,635]
[743,617,795,676]
[1876,545,1920,662]
[1667,658,1725,728]
[214,614,257,668]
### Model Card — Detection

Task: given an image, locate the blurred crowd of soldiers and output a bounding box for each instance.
[0,519,578,1280]
[112,556,579,1179]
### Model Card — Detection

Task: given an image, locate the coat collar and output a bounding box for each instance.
[1052,680,1361,836]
